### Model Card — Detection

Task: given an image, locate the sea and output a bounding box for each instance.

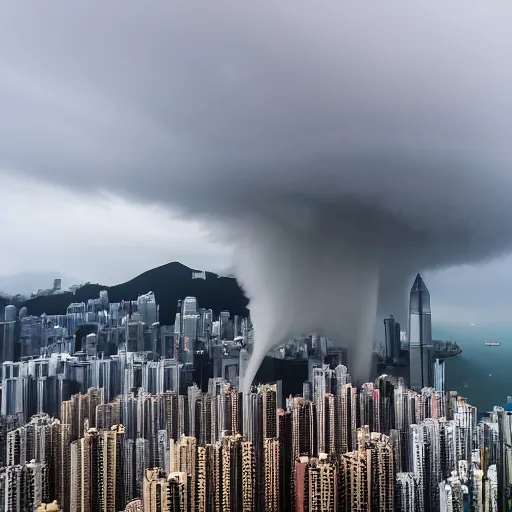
[437,324,512,413]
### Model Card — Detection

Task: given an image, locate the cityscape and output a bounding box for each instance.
[0,272,509,511]
[2,1,512,510]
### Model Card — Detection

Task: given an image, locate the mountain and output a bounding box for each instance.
[0,262,249,323]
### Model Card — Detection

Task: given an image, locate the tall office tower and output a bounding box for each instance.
[264,438,280,512]
[181,297,199,366]
[137,292,158,327]
[3,304,17,322]
[187,384,201,437]
[0,317,16,363]
[51,423,71,512]
[384,314,401,364]
[219,310,232,341]
[66,303,86,337]
[434,358,446,393]
[233,315,242,338]
[126,320,144,352]
[197,309,205,338]
[396,472,423,512]
[312,365,333,453]
[142,468,169,511]
[408,274,434,391]
[20,315,43,358]
[174,300,182,358]
[167,472,188,511]
[160,325,174,359]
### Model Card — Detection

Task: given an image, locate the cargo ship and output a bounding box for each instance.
[484,341,501,347]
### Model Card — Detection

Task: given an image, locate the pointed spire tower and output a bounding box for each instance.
[408,273,433,391]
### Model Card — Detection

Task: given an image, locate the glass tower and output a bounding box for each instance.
[408,274,433,391]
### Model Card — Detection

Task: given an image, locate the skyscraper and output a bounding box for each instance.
[408,274,433,391]
[384,314,400,364]
[137,292,158,327]
[181,297,199,366]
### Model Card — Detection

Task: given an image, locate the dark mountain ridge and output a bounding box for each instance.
[0,262,249,324]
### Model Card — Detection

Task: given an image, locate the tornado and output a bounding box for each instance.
[2,1,512,391]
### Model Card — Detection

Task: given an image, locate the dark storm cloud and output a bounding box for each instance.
[1,1,512,387]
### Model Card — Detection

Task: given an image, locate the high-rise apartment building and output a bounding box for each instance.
[70,425,125,512]
[263,438,280,511]
[396,472,423,512]
[142,468,169,512]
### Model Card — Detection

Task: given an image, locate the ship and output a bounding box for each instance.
[484,341,501,347]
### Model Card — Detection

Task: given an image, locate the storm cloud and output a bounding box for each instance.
[1,1,512,388]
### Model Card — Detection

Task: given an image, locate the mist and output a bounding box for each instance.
[1,2,512,390]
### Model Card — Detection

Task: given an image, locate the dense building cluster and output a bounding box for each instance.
[0,275,511,510]
[0,372,509,511]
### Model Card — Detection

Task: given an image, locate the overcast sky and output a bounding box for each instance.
[1,1,512,336]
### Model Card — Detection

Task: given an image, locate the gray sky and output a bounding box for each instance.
[1,1,512,337]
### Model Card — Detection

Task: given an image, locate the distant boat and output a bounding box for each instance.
[484,341,501,347]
